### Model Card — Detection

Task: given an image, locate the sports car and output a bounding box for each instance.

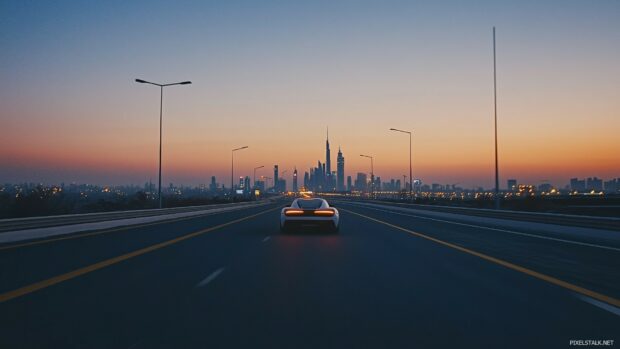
[280,198,340,233]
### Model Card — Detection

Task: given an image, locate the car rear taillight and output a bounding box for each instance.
[284,209,304,216]
[314,209,335,216]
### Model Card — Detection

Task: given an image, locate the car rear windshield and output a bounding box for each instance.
[297,199,324,209]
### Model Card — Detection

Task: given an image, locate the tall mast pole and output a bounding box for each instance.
[493,27,500,210]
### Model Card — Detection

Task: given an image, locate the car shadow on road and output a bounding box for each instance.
[280,227,339,236]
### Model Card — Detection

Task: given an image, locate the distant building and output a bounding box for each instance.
[570,178,586,192]
[604,178,619,193]
[306,161,323,191]
[209,176,217,192]
[355,172,367,191]
[507,179,517,191]
[273,165,279,191]
[244,176,251,193]
[538,183,552,192]
[586,177,603,192]
[325,128,333,190]
[347,176,352,191]
[293,167,298,192]
[277,179,286,192]
[254,180,265,192]
[337,147,345,191]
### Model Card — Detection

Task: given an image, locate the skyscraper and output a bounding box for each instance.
[274,165,279,192]
[244,176,251,193]
[337,146,345,191]
[325,127,331,175]
[355,172,367,191]
[323,127,336,191]
[293,167,298,192]
[278,179,286,192]
[209,176,217,192]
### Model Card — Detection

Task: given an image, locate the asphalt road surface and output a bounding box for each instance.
[0,199,618,348]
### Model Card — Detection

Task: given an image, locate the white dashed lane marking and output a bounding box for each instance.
[196,268,225,288]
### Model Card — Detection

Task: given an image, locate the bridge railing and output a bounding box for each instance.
[0,199,276,233]
[334,198,620,231]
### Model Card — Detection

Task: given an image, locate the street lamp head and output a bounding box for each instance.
[390,127,412,134]
[135,79,148,83]
[179,81,192,85]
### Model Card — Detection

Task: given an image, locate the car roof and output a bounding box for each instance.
[291,198,329,208]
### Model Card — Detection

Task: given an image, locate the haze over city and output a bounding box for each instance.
[1,1,618,188]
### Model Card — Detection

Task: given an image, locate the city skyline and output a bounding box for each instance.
[1,1,619,188]
[1,124,618,191]
[2,121,617,191]
[3,135,618,193]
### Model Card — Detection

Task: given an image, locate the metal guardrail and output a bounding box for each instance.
[335,199,620,231]
[0,200,272,233]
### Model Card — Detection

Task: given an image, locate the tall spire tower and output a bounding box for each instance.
[337,146,345,191]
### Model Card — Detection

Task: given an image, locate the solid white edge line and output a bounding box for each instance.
[576,294,620,317]
[196,267,225,288]
[262,236,271,242]
[342,203,620,252]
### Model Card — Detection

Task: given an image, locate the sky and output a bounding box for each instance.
[1,0,619,189]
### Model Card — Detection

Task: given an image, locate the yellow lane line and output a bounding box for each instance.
[0,206,279,303]
[341,207,620,308]
[0,203,271,251]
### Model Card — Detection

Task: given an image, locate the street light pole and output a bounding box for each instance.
[231,146,248,195]
[360,154,374,195]
[493,27,500,210]
[135,78,191,209]
[253,165,264,188]
[390,128,413,199]
[158,86,162,208]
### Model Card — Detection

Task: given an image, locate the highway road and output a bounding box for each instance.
[0,198,618,348]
